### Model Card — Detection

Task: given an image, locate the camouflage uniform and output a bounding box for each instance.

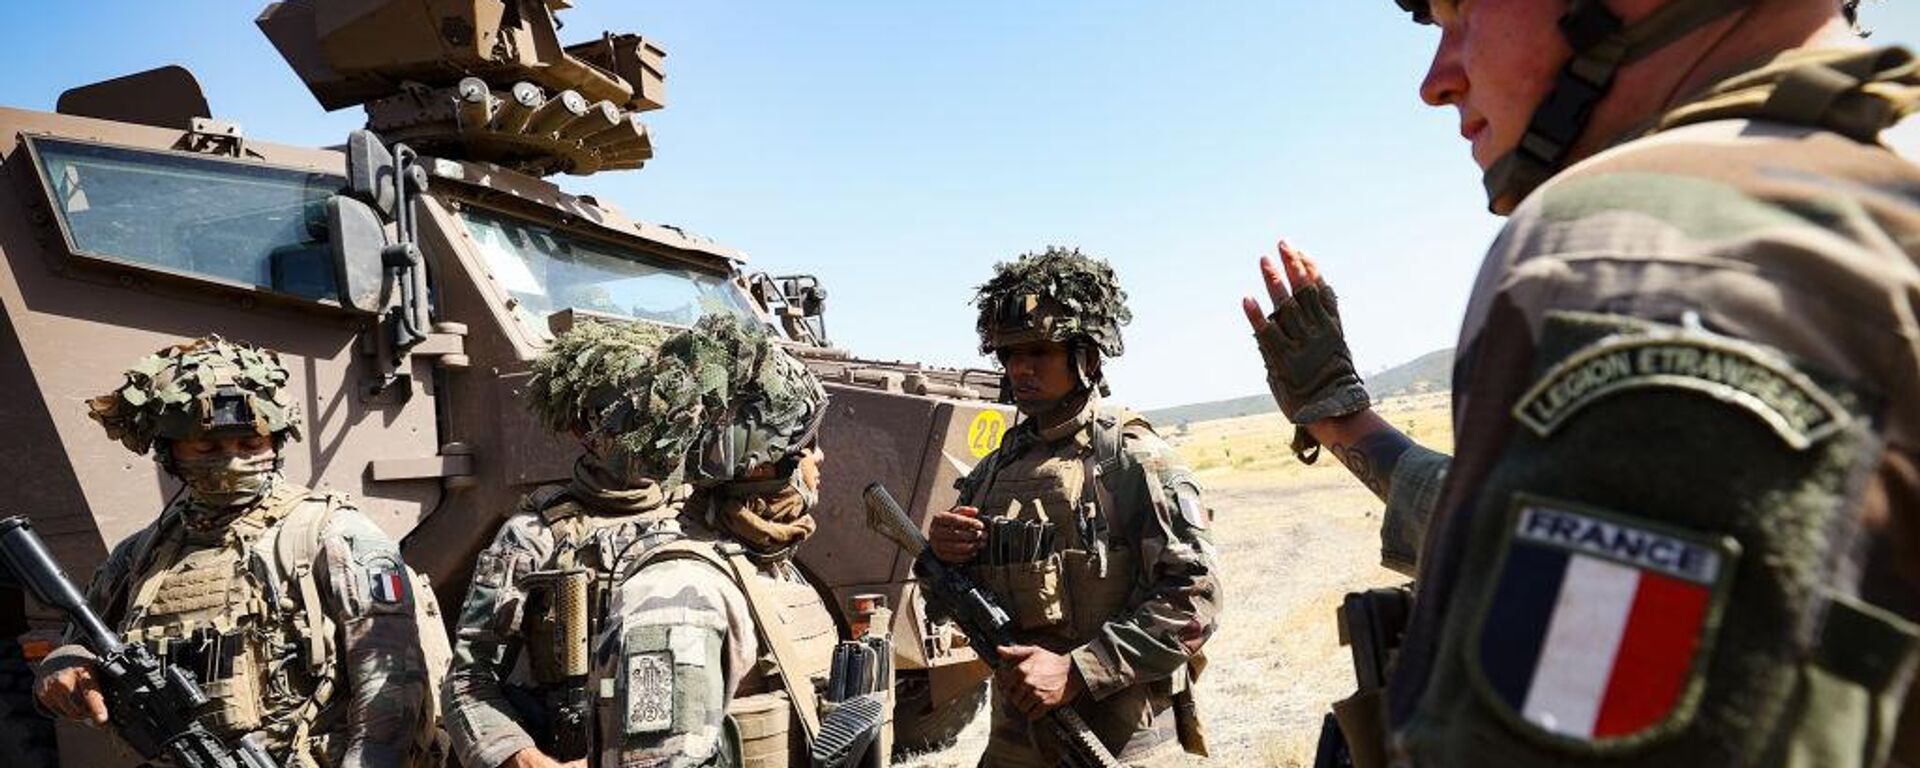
[444,321,693,768]
[1352,43,1920,766]
[965,249,1221,767]
[37,337,431,768]
[592,315,839,768]
[443,484,687,768]
[594,511,837,768]
[43,486,430,768]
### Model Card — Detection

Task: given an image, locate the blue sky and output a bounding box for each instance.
[4,2,1915,409]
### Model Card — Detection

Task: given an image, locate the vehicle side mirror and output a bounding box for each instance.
[327,195,388,313]
[345,129,396,218]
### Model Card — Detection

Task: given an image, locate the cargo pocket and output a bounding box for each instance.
[1064,547,1135,636]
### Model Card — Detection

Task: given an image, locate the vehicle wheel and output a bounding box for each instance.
[890,669,987,756]
[0,638,57,768]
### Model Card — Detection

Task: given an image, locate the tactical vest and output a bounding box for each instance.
[598,537,837,768]
[959,404,1148,650]
[120,486,451,768]
[1393,48,1920,768]
[528,489,686,664]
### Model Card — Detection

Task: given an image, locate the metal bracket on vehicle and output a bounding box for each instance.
[176,117,248,157]
[367,442,476,485]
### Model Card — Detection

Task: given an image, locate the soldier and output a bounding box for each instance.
[926,247,1221,767]
[594,314,841,768]
[1243,0,1920,765]
[443,321,694,768]
[31,336,436,768]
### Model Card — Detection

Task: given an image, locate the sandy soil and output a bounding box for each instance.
[895,399,1447,767]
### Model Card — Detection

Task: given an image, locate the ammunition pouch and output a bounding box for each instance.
[1330,688,1388,768]
[727,691,793,768]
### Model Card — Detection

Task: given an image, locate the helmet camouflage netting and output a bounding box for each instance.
[87,335,303,456]
[972,246,1131,358]
[527,320,703,483]
[667,314,828,486]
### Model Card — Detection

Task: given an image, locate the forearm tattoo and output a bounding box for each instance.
[1328,429,1414,501]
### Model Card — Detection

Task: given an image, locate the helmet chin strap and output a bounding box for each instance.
[1069,340,1109,398]
[1483,0,1755,213]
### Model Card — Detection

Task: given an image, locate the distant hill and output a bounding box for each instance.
[1367,347,1454,398]
[1144,347,1454,427]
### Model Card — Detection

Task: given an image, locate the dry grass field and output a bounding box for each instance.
[896,394,1452,767]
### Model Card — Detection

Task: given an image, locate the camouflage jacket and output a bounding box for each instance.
[40,480,428,768]
[958,396,1221,759]
[1386,47,1920,766]
[593,516,836,768]
[443,485,684,768]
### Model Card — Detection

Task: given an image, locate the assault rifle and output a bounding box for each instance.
[0,516,281,768]
[861,484,1121,768]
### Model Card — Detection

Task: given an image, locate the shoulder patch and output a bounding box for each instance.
[367,558,410,606]
[1512,317,1849,450]
[1470,494,1739,748]
[625,652,674,734]
[1172,481,1209,531]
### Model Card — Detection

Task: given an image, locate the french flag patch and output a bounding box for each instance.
[368,564,409,605]
[1474,497,1739,745]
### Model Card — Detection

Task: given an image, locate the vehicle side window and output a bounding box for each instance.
[29,137,343,303]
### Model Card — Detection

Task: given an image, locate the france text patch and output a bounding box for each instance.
[1511,325,1847,450]
[1473,497,1739,746]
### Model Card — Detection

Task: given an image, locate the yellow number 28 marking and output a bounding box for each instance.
[967,410,1007,459]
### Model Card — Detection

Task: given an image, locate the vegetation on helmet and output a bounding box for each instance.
[526,321,670,434]
[666,314,828,486]
[87,336,303,456]
[526,320,698,483]
[972,246,1131,358]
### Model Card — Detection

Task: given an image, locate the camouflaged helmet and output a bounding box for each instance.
[87,336,303,456]
[972,246,1131,358]
[526,320,700,484]
[669,314,828,487]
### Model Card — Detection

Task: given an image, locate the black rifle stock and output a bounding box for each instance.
[0,515,280,768]
[860,484,1121,768]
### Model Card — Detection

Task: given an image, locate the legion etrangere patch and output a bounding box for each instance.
[1511,321,1848,450]
[1469,496,1740,748]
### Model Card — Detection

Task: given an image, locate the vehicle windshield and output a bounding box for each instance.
[30,137,342,303]
[458,207,761,340]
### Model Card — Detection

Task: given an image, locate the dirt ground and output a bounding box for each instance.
[897,396,1451,767]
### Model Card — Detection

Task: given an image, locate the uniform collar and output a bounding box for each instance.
[1015,392,1098,450]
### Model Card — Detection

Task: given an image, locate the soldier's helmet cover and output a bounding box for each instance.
[87,335,304,456]
[527,320,701,488]
[671,314,828,488]
[972,246,1132,359]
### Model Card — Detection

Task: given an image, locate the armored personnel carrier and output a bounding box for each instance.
[0,2,1002,764]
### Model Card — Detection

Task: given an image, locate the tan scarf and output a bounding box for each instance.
[568,454,677,518]
[711,485,817,553]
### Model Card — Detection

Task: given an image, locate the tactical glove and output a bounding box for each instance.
[1253,283,1370,462]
